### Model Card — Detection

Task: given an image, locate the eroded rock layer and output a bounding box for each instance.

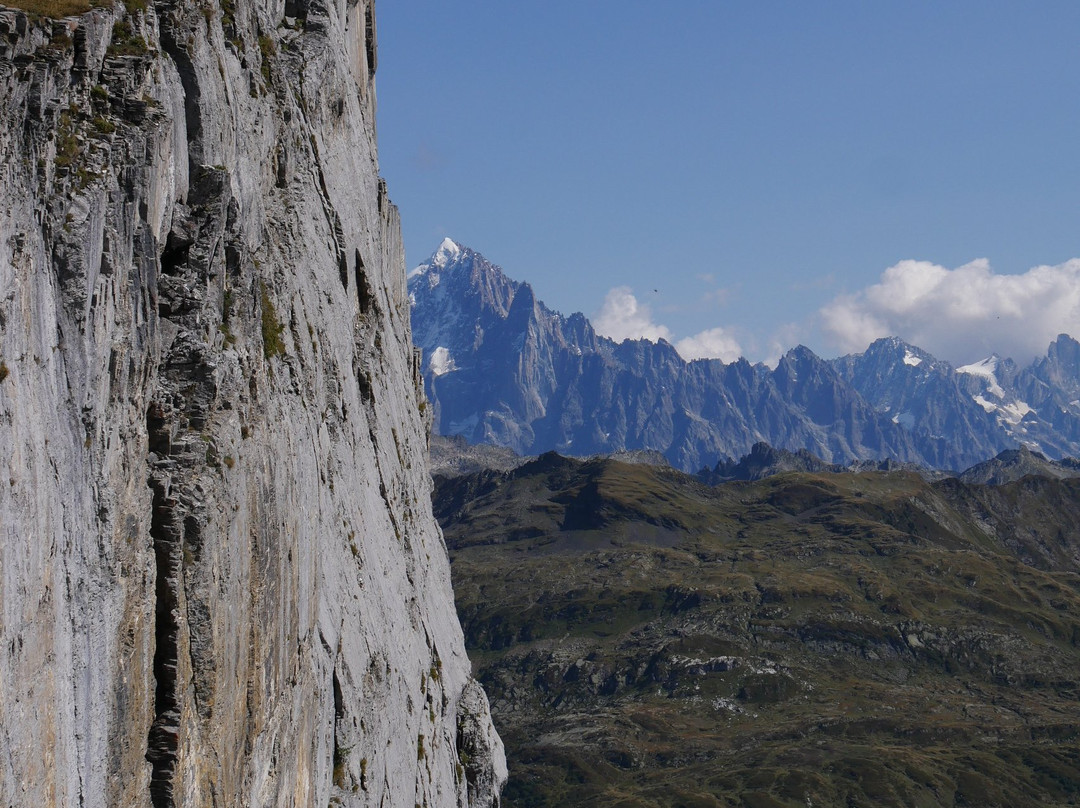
[0,1,504,805]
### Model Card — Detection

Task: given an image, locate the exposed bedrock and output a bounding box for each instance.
[0,1,504,805]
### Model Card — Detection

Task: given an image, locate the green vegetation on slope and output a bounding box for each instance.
[436,455,1080,807]
[2,0,100,17]
[3,0,153,18]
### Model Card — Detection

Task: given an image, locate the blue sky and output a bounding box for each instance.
[375,2,1080,365]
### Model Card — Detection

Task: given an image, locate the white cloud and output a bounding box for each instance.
[593,287,744,362]
[820,258,1080,364]
[701,287,732,307]
[593,286,674,344]
[675,328,743,363]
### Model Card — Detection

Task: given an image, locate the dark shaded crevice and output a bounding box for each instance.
[357,368,373,404]
[284,0,308,20]
[274,142,289,188]
[332,667,344,723]
[355,249,371,315]
[330,673,342,777]
[146,401,171,454]
[159,231,191,278]
[146,470,182,808]
[225,242,242,279]
[145,401,183,807]
[330,666,353,791]
[156,3,204,175]
[364,2,376,76]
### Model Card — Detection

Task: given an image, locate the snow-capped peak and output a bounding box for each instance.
[433,237,462,266]
[864,337,927,367]
[408,237,463,278]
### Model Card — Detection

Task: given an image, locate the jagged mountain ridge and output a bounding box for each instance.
[830,334,1080,465]
[409,240,1080,472]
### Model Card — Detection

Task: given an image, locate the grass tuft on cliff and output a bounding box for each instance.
[106,18,147,56]
[3,0,107,19]
[260,281,286,359]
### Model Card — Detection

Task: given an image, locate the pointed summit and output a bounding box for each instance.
[408,239,520,312]
[432,236,462,268]
[407,239,523,349]
[1045,333,1080,375]
[860,336,935,369]
[409,237,466,278]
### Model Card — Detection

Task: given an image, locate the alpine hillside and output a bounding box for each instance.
[433,449,1080,807]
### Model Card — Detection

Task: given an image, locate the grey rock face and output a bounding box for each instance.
[0,3,502,807]
[1011,335,1080,455]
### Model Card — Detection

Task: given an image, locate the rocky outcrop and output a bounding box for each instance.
[697,441,841,483]
[429,434,530,478]
[957,445,1080,486]
[0,2,503,806]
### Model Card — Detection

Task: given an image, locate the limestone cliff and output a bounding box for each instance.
[0,1,504,806]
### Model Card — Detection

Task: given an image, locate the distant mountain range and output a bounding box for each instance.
[409,239,1080,472]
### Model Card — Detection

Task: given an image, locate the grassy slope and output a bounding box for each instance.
[1,0,107,18]
[437,456,1080,808]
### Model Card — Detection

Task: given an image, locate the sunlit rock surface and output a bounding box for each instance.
[0,1,503,805]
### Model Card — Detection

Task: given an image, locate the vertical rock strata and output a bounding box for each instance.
[0,1,505,806]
